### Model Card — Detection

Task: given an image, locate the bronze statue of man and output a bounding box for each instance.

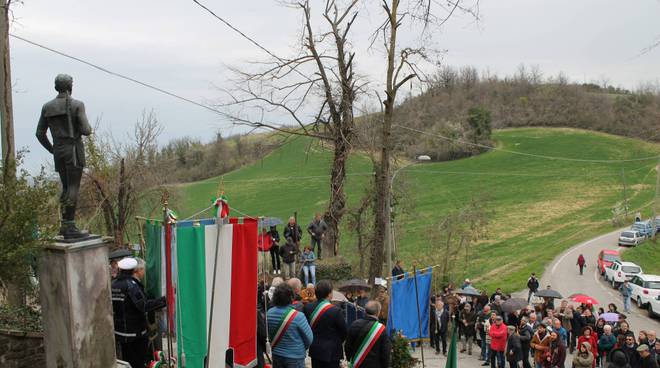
[36,74,92,239]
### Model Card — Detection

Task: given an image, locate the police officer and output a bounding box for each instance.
[112,257,166,368]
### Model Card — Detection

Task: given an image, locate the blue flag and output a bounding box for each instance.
[387,268,432,340]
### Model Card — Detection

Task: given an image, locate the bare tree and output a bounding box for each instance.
[221,0,361,257]
[429,196,489,284]
[346,186,374,277]
[81,110,164,247]
[367,0,480,287]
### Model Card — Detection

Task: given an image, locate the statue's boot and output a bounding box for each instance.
[60,206,88,240]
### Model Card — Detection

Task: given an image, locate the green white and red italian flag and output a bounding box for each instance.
[144,216,258,368]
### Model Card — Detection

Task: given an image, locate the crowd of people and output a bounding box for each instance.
[258,277,391,368]
[428,274,660,368]
[106,213,660,368]
[266,214,328,284]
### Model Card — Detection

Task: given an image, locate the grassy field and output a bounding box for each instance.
[164,128,660,293]
[622,239,660,275]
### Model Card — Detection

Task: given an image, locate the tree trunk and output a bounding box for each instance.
[323,131,350,258]
[368,0,399,292]
[0,3,15,181]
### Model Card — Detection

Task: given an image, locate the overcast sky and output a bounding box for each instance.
[9,0,660,173]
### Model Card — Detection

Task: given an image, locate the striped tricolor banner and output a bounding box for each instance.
[271,308,299,347]
[310,300,333,328]
[350,322,386,368]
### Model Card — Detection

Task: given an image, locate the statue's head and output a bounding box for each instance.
[54,74,73,94]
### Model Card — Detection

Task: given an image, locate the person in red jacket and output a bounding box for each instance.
[489,315,507,368]
[577,254,586,275]
[577,326,598,368]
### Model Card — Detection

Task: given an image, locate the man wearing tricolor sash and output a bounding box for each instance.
[345,301,391,368]
[303,281,347,368]
[267,283,313,368]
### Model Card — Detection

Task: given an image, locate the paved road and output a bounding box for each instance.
[540,228,660,331]
[409,228,659,367]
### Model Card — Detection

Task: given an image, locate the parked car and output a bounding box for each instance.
[631,221,654,238]
[618,230,645,247]
[604,261,643,288]
[649,295,660,318]
[597,249,621,275]
[630,274,660,308]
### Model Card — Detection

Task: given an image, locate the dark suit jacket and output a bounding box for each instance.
[430,306,449,335]
[303,300,347,362]
[345,316,391,368]
[506,334,522,362]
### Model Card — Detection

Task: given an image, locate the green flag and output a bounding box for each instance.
[445,325,458,368]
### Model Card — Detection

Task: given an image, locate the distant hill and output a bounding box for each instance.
[168,128,660,292]
[387,66,660,162]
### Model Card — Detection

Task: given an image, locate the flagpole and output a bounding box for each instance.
[412,265,426,368]
[162,190,174,366]
[205,209,224,368]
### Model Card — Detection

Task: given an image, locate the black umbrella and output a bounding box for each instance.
[338,279,371,293]
[456,286,481,297]
[534,289,563,299]
[109,248,132,260]
[501,298,529,313]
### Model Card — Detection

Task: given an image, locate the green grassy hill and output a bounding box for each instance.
[166,128,660,292]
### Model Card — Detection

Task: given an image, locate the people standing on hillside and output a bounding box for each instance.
[280,237,299,280]
[392,260,405,279]
[307,213,328,259]
[527,273,540,303]
[619,280,633,313]
[268,225,282,275]
[267,283,313,368]
[345,301,390,368]
[301,246,317,286]
[284,217,303,249]
[577,254,586,275]
[302,280,347,368]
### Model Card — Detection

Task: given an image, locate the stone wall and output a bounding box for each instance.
[0,329,45,368]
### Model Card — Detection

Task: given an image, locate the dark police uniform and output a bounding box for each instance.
[112,272,165,368]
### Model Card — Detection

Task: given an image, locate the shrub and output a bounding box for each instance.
[314,257,354,281]
[391,331,420,368]
[0,155,58,305]
[0,304,42,332]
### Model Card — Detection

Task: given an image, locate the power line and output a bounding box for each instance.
[10,33,225,117]
[395,124,660,164]
[191,0,285,64]
[190,0,313,82]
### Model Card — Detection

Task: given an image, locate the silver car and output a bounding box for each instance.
[618,230,644,246]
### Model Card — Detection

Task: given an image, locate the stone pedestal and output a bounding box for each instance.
[39,236,117,368]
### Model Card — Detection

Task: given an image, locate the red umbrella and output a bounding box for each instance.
[568,293,600,305]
